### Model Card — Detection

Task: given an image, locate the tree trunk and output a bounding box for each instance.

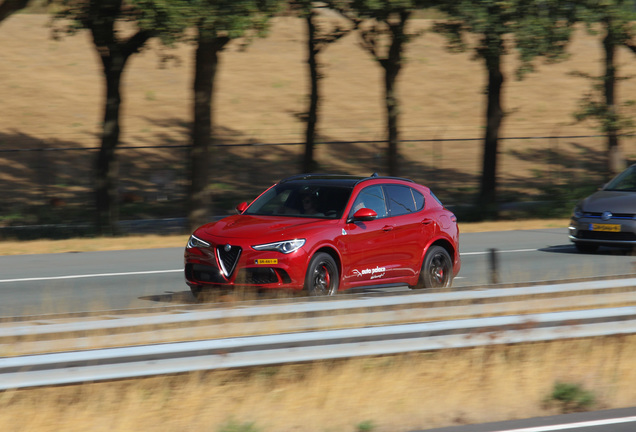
[95,53,124,235]
[0,0,30,23]
[188,32,229,232]
[303,10,319,173]
[603,21,623,176]
[382,12,408,177]
[89,3,151,234]
[478,47,504,216]
[384,60,399,177]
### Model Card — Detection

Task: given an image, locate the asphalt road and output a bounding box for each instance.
[2,227,636,316]
[418,407,636,432]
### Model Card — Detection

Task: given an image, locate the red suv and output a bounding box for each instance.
[184,174,460,299]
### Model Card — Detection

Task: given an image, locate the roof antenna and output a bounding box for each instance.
[371,172,379,177]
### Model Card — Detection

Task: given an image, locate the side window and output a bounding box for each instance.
[385,185,423,216]
[351,185,388,218]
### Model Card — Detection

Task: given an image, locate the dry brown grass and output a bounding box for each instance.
[2,336,636,432]
[4,15,630,144]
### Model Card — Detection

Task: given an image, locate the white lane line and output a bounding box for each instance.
[494,415,636,431]
[0,269,182,284]
[461,245,572,256]
[462,248,538,255]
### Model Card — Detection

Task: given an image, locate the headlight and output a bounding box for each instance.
[187,235,210,249]
[252,239,305,254]
[572,205,583,219]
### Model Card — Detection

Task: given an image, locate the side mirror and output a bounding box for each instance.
[236,202,248,214]
[349,208,377,222]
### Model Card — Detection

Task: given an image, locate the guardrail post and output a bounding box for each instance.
[489,248,499,284]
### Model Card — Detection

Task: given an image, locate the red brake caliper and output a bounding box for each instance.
[437,268,444,282]
[321,265,331,288]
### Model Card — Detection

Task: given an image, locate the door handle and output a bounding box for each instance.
[421,219,433,225]
[382,225,394,232]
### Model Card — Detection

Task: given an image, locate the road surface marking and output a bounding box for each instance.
[494,415,636,431]
[0,269,182,284]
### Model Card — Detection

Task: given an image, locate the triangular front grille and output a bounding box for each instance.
[216,245,242,277]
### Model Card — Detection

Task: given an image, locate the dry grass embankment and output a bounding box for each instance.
[2,14,636,220]
[1,336,636,432]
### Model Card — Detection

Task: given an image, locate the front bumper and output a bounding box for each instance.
[184,244,309,290]
[569,218,636,247]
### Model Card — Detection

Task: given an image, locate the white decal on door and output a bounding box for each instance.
[352,266,386,278]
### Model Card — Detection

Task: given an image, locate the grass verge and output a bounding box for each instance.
[1,335,635,432]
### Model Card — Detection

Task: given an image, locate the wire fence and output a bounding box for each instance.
[1,133,634,233]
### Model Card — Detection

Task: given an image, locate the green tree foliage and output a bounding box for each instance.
[131,0,279,230]
[435,0,575,215]
[346,0,433,176]
[573,0,636,176]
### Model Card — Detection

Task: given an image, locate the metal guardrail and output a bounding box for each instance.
[1,278,636,390]
[4,276,636,339]
[2,306,636,390]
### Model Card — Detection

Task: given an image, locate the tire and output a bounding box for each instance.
[416,245,453,289]
[575,243,599,254]
[304,252,339,296]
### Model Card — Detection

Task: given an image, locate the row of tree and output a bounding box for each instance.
[2,0,636,233]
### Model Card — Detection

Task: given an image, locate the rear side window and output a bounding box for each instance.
[385,185,424,216]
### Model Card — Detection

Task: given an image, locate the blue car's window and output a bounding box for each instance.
[245,183,353,219]
[605,165,636,191]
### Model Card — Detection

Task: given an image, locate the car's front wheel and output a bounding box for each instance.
[304,252,339,296]
[415,245,453,289]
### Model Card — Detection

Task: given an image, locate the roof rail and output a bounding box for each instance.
[279,173,415,184]
[279,173,363,183]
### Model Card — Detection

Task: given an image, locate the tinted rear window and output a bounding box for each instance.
[385,185,424,216]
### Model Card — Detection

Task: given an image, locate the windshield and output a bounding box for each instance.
[604,165,636,192]
[244,182,353,219]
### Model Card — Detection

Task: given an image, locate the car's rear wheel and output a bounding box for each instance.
[575,243,599,254]
[305,252,339,296]
[415,245,453,289]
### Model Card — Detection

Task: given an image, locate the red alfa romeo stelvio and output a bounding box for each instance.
[184,173,460,299]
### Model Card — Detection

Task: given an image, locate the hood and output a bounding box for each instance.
[581,190,636,214]
[196,214,332,240]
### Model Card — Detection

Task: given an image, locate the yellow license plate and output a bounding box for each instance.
[255,259,278,265]
[589,223,621,232]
